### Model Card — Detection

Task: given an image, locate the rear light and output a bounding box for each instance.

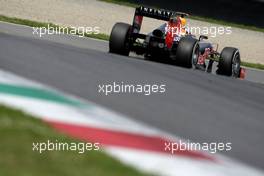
[239,68,246,79]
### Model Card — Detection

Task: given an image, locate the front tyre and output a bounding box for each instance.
[217,47,241,77]
[109,22,131,56]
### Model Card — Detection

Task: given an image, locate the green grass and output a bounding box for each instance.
[189,16,264,33]
[101,0,138,7]
[0,14,263,70]
[0,105,149,176]
[0,15,56,28]
[241,61,264,70]
[100,0,264,33]
[0,15,109,40]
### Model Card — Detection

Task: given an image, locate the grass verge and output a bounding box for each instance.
[0,15,263,70]
[102,0,138,7]
[100,0,264,33]
[0,105,149,176]
[0,15,109,40]
[241,61,264,70]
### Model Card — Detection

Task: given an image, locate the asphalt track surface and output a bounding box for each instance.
[0,22,264,170]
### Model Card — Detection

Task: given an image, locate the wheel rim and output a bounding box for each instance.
[232,52,240,77]
[192,44,199,66]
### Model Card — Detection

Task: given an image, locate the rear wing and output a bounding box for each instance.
[132,6,188,38]
[132,6,174,38]
[135,6,174,21]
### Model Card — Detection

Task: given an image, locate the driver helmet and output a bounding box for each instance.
[179,17,186,28]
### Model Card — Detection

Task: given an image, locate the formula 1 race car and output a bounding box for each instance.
[109,6,244,78]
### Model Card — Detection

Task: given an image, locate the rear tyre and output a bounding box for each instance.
[175,37,199,68]
[217,47,240,77]
[109,22,131,56]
